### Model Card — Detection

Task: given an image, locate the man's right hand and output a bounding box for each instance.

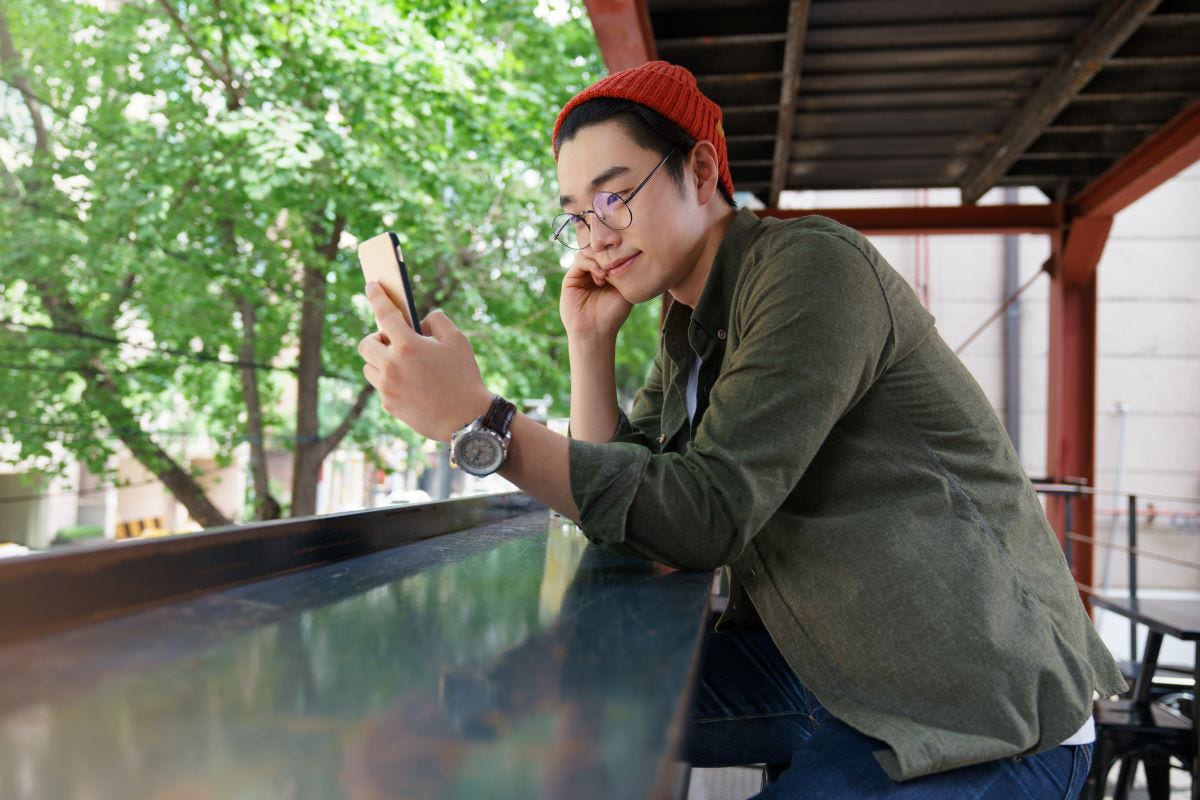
[559,250,634,341]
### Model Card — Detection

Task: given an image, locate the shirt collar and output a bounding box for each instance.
[661,207,764,362]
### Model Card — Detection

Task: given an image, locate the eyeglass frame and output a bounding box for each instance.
[550,147,678,251]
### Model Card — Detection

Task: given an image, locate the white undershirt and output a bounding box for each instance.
[683,353,1095,746]
[685,353,702,423]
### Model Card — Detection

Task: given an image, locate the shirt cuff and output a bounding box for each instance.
[567,437,650,549]
[567,408,652,448]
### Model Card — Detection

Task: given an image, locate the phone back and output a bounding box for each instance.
[358,232,417,331]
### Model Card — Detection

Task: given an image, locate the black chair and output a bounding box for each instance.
[1083,697,1193,800]
[1118,658,1196,704]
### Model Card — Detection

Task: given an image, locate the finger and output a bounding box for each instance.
[357,331,390,365]
[420,309,459,342]
[571,258,606,287]
[574,253,606,281]
[362,361,383,389]
[366,282,417,345]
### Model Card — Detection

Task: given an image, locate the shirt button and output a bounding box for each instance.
[717,329,727,340]
[657,433,666,444]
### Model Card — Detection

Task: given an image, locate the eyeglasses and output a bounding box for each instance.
[550,148,676,251]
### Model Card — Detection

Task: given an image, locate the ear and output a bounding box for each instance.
[689,140,722,206]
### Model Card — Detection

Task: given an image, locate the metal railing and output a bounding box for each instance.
[1032,481,1200,661]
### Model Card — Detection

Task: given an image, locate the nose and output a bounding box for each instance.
[587,216,621,253]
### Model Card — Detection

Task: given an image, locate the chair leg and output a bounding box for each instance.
[1113,756,1139,800]
[1083,738,1119,800]
[1143,748,1173,800]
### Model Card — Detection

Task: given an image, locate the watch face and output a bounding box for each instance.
[456,430,502,475]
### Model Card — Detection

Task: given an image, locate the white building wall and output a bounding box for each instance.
[0,445,79,548]
[1092,166,1200,615]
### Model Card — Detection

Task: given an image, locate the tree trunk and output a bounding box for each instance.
[289,261,327,517]
[289,215,344,516]
[237,295,281,520]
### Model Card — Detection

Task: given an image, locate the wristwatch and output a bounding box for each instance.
[449,394,517,476]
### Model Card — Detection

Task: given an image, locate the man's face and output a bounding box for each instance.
[555,120,708,305]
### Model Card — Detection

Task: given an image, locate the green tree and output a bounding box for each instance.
[0,0,652,524]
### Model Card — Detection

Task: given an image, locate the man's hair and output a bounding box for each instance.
[554,97,737,209]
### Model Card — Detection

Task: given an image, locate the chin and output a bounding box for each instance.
[618,283,655,306]
[616,275,661,306]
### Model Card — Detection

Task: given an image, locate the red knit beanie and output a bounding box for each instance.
[552,60,734,199]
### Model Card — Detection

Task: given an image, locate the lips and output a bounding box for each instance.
[606,252,640,276]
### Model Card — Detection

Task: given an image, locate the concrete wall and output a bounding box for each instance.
[0,451,79,548]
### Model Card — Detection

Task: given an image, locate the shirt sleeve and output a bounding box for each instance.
[567,231,894,570]
[566,344,665,449]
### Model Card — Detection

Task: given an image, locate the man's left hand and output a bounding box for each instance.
[358,281,492,443]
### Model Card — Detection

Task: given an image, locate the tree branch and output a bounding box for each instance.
[154,0,243,108]
[313,213,345,262]
[211,0,240,100]
[101,272,138,328]
[0,75,62,117]
[0,153,21,197]
[316,382,375,461]
[0,7,50,155]
[28,278,231,527]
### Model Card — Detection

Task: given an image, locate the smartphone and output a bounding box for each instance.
[358,232,423,335]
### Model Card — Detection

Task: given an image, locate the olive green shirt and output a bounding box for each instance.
[566,207,1127,782]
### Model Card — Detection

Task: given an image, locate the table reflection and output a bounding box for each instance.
[0,510,711,800]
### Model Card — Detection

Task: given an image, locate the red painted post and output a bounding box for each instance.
[579,0,659,319]
[583,0,657,73]
[1045,216,1112,616]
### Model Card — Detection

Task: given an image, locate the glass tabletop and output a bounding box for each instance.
[0,510,712,800]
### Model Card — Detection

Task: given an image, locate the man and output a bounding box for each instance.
[358,60,1127,798]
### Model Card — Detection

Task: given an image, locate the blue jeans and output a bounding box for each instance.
[684,624,1094,799]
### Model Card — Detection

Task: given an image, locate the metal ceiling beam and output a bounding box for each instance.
[769,0,812,207]
[583,0,657,73]
[756,203,1064,236]
[1069,97,1200,217]
[1058,214,1114,285]
[958,0,1164,204]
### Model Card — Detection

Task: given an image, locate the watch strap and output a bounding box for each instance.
[480,394,516,436]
